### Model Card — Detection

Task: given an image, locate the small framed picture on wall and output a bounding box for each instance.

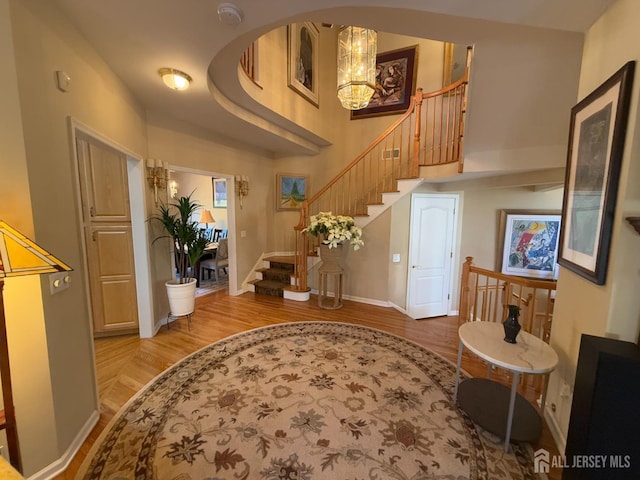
[213,178,227,208]
[276,173,308,210]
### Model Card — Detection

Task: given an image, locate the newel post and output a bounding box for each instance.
[412,88,424,177]
[294,201,310,291]
[458,256,473,325]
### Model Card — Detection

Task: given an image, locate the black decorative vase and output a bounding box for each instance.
[503,304,521,343]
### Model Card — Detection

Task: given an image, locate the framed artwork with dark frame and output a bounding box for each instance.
[276,173,308,211]
[498,210,562,280]
[213,178,227,208]
[350,45,418,120]
[558,61,635,285]
[287,22,319,107]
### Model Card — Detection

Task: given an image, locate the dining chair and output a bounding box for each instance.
[200,238,228,283]
[212,228,224,242]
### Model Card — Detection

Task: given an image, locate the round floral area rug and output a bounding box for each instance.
[78,321,540,479]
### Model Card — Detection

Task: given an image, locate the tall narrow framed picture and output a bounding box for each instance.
[558,61,635,285]
[287,22,319,107]
[350,45,418,119]
[277,173,308,211]
[443,43,469,87]
[213,178,227,208]
[499,210,561,280]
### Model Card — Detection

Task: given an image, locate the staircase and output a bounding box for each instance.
[251,48,473,301]
[250,256,295,297]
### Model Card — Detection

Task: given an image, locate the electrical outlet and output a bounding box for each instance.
[0,444,6,461]
[49,271,71,295]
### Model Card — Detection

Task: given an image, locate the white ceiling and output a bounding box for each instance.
[50,0,616,157]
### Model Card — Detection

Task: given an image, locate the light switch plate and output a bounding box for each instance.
[55,70,71,92]
[392,253,400,263]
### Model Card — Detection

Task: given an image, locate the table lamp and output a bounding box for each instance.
[0,220,72,472]
[199,209,215,228]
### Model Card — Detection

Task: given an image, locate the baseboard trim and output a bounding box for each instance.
[342,294,391,307]
[544,406,566,455]
[389,302,408,314]
[308,288,392,308]
[28,409,99,480]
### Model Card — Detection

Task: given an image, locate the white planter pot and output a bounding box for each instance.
[165,278,197,316]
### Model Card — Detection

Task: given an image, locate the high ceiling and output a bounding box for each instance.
[49,0,616,156]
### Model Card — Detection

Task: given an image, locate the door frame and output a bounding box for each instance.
[69,118,154,338]
[406,193,460,318]
[168,166,238,297]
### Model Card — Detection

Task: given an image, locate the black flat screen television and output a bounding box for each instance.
[563,334,640,479]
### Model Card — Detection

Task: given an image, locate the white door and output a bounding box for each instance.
[407,194,457,319]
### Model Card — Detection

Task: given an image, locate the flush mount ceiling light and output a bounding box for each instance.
[158,68,192,91]
[337,26,377,110]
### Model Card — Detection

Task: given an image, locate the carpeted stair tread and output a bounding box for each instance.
[263,269,292,283]
[252,256,296,298]
[250,279,286,297]
[263,255,295,265]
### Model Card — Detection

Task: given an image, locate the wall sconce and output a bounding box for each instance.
[169,180,178,198]
[147,158,169,206]
[235,175,249,209]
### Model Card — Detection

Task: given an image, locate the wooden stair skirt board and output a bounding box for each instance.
[249,256,310,301]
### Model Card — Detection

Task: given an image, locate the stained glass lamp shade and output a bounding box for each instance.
[0,220,72,472]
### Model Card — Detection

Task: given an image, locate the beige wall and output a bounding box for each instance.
[8,0,149,474]
[387,183,564,310]
[546,0,640,451]
[146,115,273,291]
[0,0,58,474]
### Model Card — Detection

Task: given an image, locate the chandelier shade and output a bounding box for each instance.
[337,26,377,110]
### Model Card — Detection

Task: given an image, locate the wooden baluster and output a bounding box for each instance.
[412,88,423,177]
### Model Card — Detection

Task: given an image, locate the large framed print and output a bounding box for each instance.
[558,61,635,285]
[277,173,308,211]
[499,210,561,280]
[287,22,319,107]
[351,45,418,119]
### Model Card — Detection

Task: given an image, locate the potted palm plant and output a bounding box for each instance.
[152,193,210,316]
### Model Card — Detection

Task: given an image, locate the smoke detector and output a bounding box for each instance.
[217,3,242,25]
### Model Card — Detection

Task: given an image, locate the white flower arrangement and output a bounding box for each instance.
[303,211,364,250]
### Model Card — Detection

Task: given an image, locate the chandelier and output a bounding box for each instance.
[337,26,377,110]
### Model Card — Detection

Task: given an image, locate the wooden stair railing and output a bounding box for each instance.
[458,256,556,343]
[291,47,473,292]
[240,41,262,89]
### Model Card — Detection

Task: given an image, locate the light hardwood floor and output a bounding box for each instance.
[57,290,562,479]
